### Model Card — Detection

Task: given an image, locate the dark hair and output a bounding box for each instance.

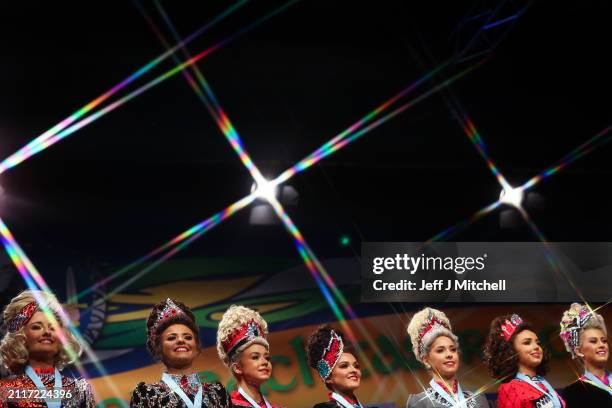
[305,325,357,389]
[145,298,200,359]
[483,315,550,381]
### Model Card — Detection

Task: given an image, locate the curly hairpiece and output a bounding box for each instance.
[483,315,549,381]
[216,305,269,370]
[0,290,82,373]
[406,307,459,366]
[559,303,607,360]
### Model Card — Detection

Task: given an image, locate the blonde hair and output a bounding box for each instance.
[1,290,82,373]
[560,303,607,360]
[216,305,269,369]
[407,307,458,365]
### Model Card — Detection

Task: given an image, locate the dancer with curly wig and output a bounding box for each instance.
[483,314,564,408]
[216,305,283,408]
[559,303,611,406]
[0,289,95,407]
[406,307,489,408]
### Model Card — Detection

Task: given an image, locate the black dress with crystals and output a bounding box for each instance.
[129,373,230,408]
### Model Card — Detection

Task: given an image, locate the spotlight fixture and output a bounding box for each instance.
[499,187,546,229]
[249,181,299,225]
[251,180,279,203]
[499,185,524,209]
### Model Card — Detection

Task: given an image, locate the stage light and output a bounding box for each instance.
[249,204,279,225]
[499,185,524,209]
[280,185,299,205]
[252,179,279,202]
[340,235,351,247]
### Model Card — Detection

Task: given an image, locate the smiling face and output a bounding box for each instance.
[325,352,361,395]
[424,335,459,380]
[160,324,198,369]
[232,343,271,386]
[24,311,61,362]
[577,328,609,368]
[513,329,543,373]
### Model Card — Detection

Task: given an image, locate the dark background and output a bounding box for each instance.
[0,0,610,269]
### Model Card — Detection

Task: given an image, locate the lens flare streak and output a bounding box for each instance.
[141,0,359,328]
[0,0,250,175]
[0,0,298,174]
[521,124,612,191]
[0,218,121,398]
[274,60,485,186]
[73,193,257,304]
[449,106,511,191]
[429,124,612,242]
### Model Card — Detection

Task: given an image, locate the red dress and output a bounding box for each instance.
[0,367,95,408]
[229,390,283,408]
[497,378,566,408]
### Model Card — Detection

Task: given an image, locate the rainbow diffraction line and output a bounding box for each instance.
[137,7,409,387]
[72,193,257,304]
[265,195,412,391]
[521,124,612,190]
[282,60,452,172]
[427,201,502,242]
[75,54,483,304]
[0,0,299,175]
[75,1,300,304]
[0,217,121,397]
[0,0,250,175]
[142,0,362,325]
[428,124,612,242]
[72,28,482,359]
[516,206,589,303]
[0,218,41,291]
[266,197,354,321]
[274,59,485,186]
[141,0,265,183]
[136,5,419,384]
[437,86,593,306]
[443,89,512,190]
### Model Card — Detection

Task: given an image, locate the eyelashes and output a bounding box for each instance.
[166,335,193,341]
[338,363,360,369]
[29,324,55,331]
[249,354,271,360]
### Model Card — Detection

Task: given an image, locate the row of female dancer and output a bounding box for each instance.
[0,290,609,408]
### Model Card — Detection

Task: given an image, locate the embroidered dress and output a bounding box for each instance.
[497,378,566,408]
[129,372,230,408]
[0,367,95,408]
[229,390,283,408]
[406,379,490,408]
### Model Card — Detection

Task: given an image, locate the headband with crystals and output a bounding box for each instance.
[149,298,188,340]
[417,312,451,356]
[317,330,344,380]
[560,304,594,358]
[7,302,38,333]
[221,320,266,360]
[500,314,524,341]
